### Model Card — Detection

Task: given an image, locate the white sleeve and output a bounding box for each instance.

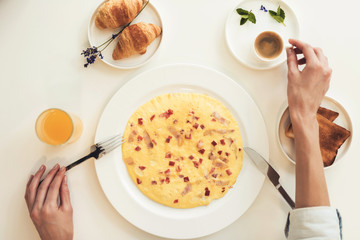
[285,206,342,240]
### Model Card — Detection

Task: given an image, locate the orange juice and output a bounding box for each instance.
[35,108,83,145]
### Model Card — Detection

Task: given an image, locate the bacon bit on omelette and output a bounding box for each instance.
[135,146,141,151]
[151,181,157,185]
[159,109,174,119]
[193,161,199,168]
[176,165,182,172]
[194,116,199,120]
[199,158,203,164]
[220,139,226,145]
[173,119,178,124]
[138,118,143,125]
[239,148,242,152]
[209,168,215,175]
[200,124,205,129]
[139,166,146,170]
[165,152,172,158]
[211,112,230,126]
[160,178,165,184]
[211,140,217,146]
[151,139,157,146]
[198,149,205,155]
[205,187,210,196]
[212,173,218,178]
[226,169,232,176]
[169,161,175,166]
[137,135,143,142]
[217,151,222,155]
[178,174,184,178]
[173,199,179,204]
[225,152,230,156]
[188,155,194,160]
[211,118,216,122]
[165,177,170,184]
[222,187,226,193]
[150,114,155,121]
[165,136,172,143]
[136,178,142,184]
[164,169,171,175]
[183,176,190,182]
[185,133,191,139]
[193,123,199,129]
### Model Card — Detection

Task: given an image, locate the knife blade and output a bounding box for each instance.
[244,147,295,209]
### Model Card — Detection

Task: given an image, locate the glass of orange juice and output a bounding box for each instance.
[35,108,83,145]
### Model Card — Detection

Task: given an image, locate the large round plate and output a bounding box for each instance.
[225,0,300,70]
[94,64,269,239]
[88,1,163,69]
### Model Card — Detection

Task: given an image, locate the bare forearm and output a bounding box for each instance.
[292,116,330,208]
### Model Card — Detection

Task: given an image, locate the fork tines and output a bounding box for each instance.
[97,134,125,154]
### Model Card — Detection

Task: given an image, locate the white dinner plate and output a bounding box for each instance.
[94,64,269,239]
[277,96,353,169]
[88,1,163,69]
[225,0,300,70]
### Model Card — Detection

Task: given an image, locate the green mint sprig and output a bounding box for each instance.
[269,5,286,26]
[236,8,256,25]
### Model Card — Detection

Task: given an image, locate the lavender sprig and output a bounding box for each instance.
[81,0,149,68]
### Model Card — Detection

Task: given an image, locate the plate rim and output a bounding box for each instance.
[225,0,301,70]
[87,0,163,69]
[94,63,269,239]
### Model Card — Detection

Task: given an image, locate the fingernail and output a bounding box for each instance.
[60,166,66,172]
[40,165,45,171]
[52,164,59,170]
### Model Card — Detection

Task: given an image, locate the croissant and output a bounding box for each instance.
[95,0,143,29]
[112,22,162,60]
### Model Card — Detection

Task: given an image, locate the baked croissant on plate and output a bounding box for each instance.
[112,22,162,60]
[95,0,143,29]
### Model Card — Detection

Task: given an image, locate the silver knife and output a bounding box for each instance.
[244,147,295,209]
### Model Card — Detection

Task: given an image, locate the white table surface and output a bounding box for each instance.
[1,0,359,239]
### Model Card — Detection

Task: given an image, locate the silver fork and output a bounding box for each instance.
[65,134,125,171]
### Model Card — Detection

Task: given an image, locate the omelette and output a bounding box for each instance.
[122,93,243,208]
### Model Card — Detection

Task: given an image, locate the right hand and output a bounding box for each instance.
[286,39,332,123]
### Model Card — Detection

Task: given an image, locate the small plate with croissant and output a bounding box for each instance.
[88,0,163,69]
[277,96,352,169]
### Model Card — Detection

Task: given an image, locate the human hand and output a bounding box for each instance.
[25,164,73,240]
[286,39,332,123]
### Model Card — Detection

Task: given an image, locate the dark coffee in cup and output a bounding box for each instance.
[254,31,283,60]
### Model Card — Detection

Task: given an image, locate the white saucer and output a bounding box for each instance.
[277,96,353,169]
[225,0,300,70]
[88,1,163,69]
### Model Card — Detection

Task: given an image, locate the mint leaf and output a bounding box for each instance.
[236,8,249,15]
[240,17,248,25]
[248,12,256,23]
[272,15,284,23]
[269,10,277,17]
[280,8,285,19]
[269,5,286,26]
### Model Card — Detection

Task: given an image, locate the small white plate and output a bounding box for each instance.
[88,1,163,69]
[225,0,300,70]
[277,96,353,169]
[94,64,269,239]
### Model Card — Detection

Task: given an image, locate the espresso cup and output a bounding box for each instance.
[253,31,284,62]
